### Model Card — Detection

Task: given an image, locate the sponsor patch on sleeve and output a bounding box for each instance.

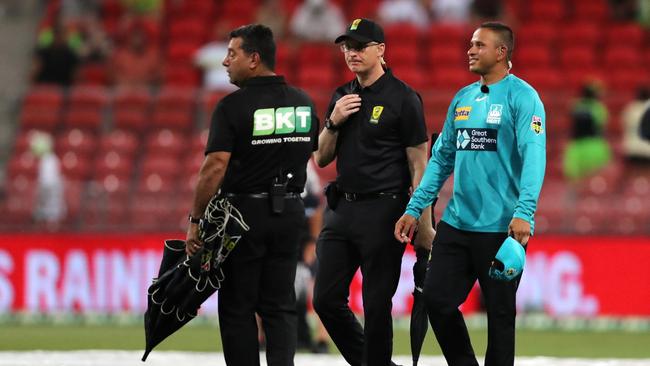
[454,106,471,121]
[530,115,544,135]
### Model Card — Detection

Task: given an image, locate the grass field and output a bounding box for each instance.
[2,324,650,359]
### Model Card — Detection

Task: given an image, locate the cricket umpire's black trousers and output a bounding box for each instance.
[218,194,305,366]
[313,193,408,366]
[424,221,521,366]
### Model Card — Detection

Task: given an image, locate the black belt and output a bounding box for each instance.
[224,192,301,199]
[340,191,406,202]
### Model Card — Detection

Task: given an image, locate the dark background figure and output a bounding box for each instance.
[31,20,80,86]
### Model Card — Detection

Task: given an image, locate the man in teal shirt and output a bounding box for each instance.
[395,22,546,366]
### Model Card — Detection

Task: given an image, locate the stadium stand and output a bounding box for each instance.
[1,0,648,234]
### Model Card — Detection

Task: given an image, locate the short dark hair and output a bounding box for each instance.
[230,24,276,71]
[479,22,514,61]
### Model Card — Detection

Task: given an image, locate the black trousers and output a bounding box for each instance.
[218,196,305,366]
[313,194,408,366]
[424,221,522,366]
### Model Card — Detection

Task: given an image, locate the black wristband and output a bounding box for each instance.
[324,117,339,131]
[188,214,201,224]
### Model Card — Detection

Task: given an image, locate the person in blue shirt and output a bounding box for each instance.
[394,22,546,366]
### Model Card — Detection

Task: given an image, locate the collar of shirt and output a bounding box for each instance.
[242,75,286,87]
[349,68,393,93]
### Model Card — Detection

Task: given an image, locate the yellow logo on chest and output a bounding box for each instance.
[370,106,384,124]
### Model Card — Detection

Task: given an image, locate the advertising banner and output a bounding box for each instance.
[0,234,648,316]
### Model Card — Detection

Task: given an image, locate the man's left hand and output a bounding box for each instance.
[508,217,530,246]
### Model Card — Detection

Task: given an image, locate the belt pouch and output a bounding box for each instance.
[324,182,339,210]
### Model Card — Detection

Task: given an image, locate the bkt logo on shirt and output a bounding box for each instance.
[253,106,312,136]
[456,128,497,151]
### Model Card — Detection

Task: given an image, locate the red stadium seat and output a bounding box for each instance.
[77,63,108,86]
[144,129,185,156]
[151,109,194,131]
[166,40,202,64]
[19,109,60,131]
[141,155,181,178]
[68,86,109,109]
[347,1,379,22]
[94,150,135,178]
[99,129,139,155]
[560,46,596,69]
[516,22,557,47]
[7,151,38,179]
[430,67,475,89]
[385,43,418,68]
[384,24,421,46]
[296,64,336,90]
[572,0,609,21]
[163,64,200,87]
[392,65,428,91]
[514,46,552,68]
[112,110,148,132]
[605,68,650,91]
[516,68,563,91]
[168,18,208,43]
[55,128,97,156]
[155,87,196,113]
[22,86,64,112]
[297,44,336,67]
[603,45,639,68]
[113,87,152,114]
[62,107,103,131]
[560,22,600,47]
[60,151,92,180]
[427,24,469,47]
[136,172,177,195]
[605,23,646,48]
[527,0,566,22]
[427,43,466,67]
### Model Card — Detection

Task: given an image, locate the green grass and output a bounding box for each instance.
[1,324,649,358]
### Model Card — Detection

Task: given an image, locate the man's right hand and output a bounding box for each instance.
[329,94,362,127]
[185,223,203,256]
[394,214,418,243]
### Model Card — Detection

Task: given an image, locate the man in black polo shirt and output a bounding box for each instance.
[312,18,432,366]
[185,24,319,366]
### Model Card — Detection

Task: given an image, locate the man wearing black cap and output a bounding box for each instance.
[312,18,431,366]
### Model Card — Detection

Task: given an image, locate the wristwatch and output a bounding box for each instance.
[188,214,201,224]
[324,117,339,131]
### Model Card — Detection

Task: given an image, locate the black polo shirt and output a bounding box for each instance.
[206,76,319,193]
[327,70,428,194]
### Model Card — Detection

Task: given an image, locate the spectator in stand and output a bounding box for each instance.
[609,0,638,21]
[77,14,112,63]
[378,0,430,29]
[120,0,161,19]
[31,21,80,86]
[194,22,237,92]
[256,0,288,40]
[109,23,159,88]
[289,0,346,43]
[621,88,650,164]
[30,132,66,231]
[563,81,612,181]
[430,0,471,23]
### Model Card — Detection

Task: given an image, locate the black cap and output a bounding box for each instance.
[334,18,385,44]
